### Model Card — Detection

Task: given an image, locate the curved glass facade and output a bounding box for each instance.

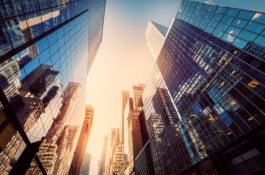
[143,1,265,174]
[177,0,265,49]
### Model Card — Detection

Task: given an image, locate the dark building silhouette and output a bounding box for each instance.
[134,141,155,175]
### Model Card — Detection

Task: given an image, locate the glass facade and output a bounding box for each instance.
[87,0,106,73]
[143,0,265,174]
[0,0,105,174]
[134,141,155,175]
[177,0,265,49]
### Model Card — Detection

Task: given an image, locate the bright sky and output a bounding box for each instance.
[85,0,265,174]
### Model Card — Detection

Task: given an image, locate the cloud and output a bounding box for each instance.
[173,3,176,7]
[227,30,235,42]
[252,13,261,20]
[204,0,214,5]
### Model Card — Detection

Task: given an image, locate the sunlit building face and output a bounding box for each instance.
[143,0,265,174]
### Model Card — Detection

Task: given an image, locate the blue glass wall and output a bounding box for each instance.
[177,0,265,49]
[0,0,91,174]
[143,0,265,174]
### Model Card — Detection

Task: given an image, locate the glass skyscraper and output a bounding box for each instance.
[143,0,265,174]
[0,0,105,174]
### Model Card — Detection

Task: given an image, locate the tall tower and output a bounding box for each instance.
[87,0,107,73]
[143,0,265,174]
[98,135,109,175]
[133,84,145,110]
[69,106,94,175]
[0,0,105,174]
[145,21,168,60]
[105,128,120,175]
[121,91,129,144]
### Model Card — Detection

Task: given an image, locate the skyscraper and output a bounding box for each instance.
[132,84,145,110]
[121,90,129,144]
[87,0,106,73]
[0,0,105,174]
[143,0,265,174]
[98,135,109,175]
[133,111,155,175]
[127,109,142,174]
[69,105,94,175]
[134,141,155,175]
[80,153,92,175]
[145,21,168,60]
[105,128,120,175]
[123,84,155,175]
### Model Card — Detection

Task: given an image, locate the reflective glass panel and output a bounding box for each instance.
[205,11,214,18]
[233,38,247,48]
[199,23,206,30]
[199,9,206,16]
[255,36,265,47]
[216,7,227,14]
[202,18,210,24]
[245,22,265,33]
[226,9,239,17]
[239,31,258,41]
[213,29,224,37]
[209,20,218,27]
[221,15,234,25]
[222,33,235,43]
[39,0,51,10]
[217,22,229,31]
[202,4,209,10]
[22,0,40,13]
[213,13,223,21]
[191,2,198,7]
[209,6,218,12]
[196,3,203,9]
[231,18,248,28]
[226,26,241,36]
[252,13,265,24]
[237,10,255,20]
[205,26,214,33]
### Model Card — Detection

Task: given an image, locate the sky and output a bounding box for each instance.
[85,0,265,174]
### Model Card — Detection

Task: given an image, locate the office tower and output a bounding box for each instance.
[87,0,106,73]
[145,21,168,60]
[134,111,154,175]
[104,92,129,174]
[105,128,120,175]
[80,153,92,175]
[134,141,155,175]
[124,84,155,175]
[98,135,109,175]
[46,82,81,142]
[127,109,142,174]
[52,125,79,175]
[69,105,94,175]
[132,84,145,110]
[26,138,58,175]
[143,0,265,174]
[0,0,105,174]
[121,91,129,144]
[112,145,125,174]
